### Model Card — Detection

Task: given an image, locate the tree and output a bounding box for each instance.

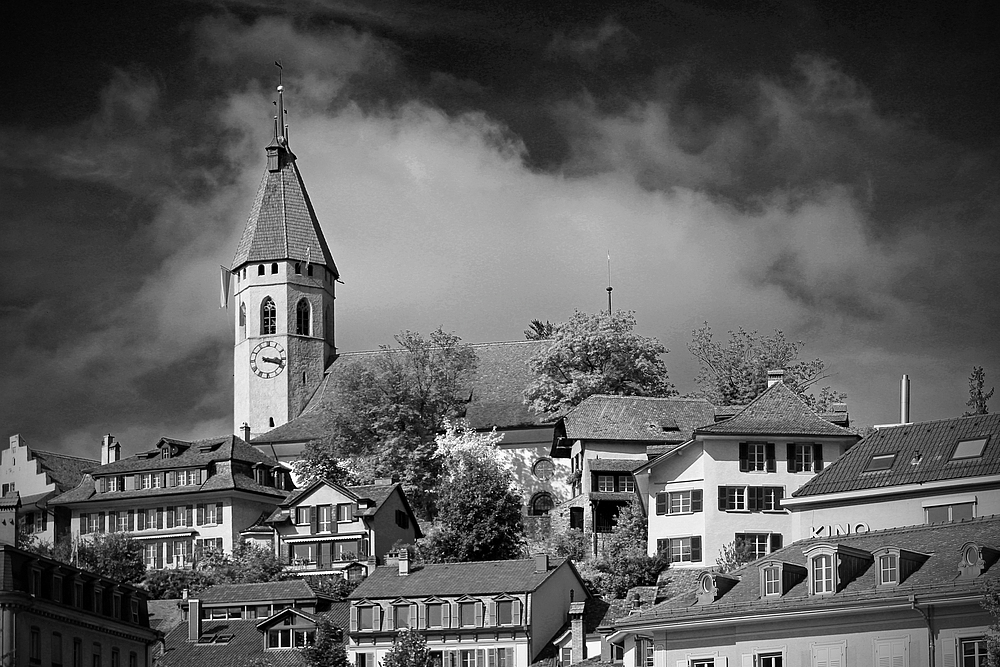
[381,629,434,667]
[715,540,759,573]
[592,499,670,598]
[982,579,1000,667]
[76,532,146,585]
[142,569,212,599]
[301,617,350,667]
[196,541,287,584]
[688,323,846,410]
[295,328,477,518]
[964,366,994,416]
[524,310,676,417]
[419,420,525,563]
[524,319,555,340]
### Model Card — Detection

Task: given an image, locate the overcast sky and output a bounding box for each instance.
[2,0,998,458]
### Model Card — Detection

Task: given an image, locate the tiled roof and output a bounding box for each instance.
[28,449,99,493]
[92,435,277,474]
[148,599,184,634]
[255,341,552,444]
[617,514,1000,627]
[695,382,857,438]
[561,396,716,442]
[792,413,1000,498]
[588,491,638,503]
[349,558,570,598]
[587,459,644,473]
[348,484,397,516]
[231,145,338,276]
[196,580,323,605]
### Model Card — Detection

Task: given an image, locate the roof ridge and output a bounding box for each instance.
[875,412,1000,430]
[31,450,101,463]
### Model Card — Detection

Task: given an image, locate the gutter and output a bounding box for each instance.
[910,596,934,667]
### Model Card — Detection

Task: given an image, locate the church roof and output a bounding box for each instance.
[694,382,857,438]
[231,143,338,277]
[254,340,552,444]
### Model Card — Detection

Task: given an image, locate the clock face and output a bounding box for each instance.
[250,340,287,378]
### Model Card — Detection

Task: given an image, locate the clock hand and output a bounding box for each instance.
[262,356,284,365]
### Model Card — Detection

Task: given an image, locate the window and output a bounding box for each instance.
[271,262,278,274]
[736,533,781,559]
[239,303,246,338]
[720,486,746,511]
[879,553,899,585]
[318,505,333,532]
[788,443,823,472]
[569,507,584,530]
[459,601,478,627]
[865,452,896,472]
[656,489,703,515]
[143,543,159,569]
[960,638,988,667]
[111,649,120,667]
[337,504,354,522]
[296,507,311,525]
[740,442,775,472]
[258,264,265,276]
[53,633,64,667]
[1,482,13,495]
[261,298,276,335]
[496,600,514,625]
[690,661,714,667]
[719,486,783,512]
[296,299,311,335]
[621,476,635,492]
[763,567,781,596]
[394,605,410,629]
[30,626,41,663]
[395,510,410,529]
[426,603,444,628]
[294,630,315,648]
[295,263,301,275]
[639,640,654,667]
[117,512,130,532]
[92,643,102,667]
[811,643,845,667]
[529,493,554,516]
[532,458,554,480]
[358,606,377,631]
[356,654,376,667]
[129,654,137,667]
[926,501,975,524]
[597,475,615,492]
[73,639,83,667]
[756,652,782,667]
[268,629,293,648]
[561,648,572,666]
[307,264,314,276]
[953,438,988,460]
[812,554,834,594]
[657,536,702,563]
[874,638,906,667]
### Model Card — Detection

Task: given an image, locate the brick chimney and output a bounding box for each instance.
[767,369,785,388]
[187,599,201,641]
[569,601,586,663]
[101,435,120,465]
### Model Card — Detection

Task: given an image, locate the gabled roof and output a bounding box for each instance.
[587,459,645,473]
[231,142,338,276]
[694,382,857,438]
[616,515,1000,628]
[28,449,98,493]
[558,395,717,443]
[792,413,1000,498]
[348,558,575,598]
[195,580,325,605]
[254,340,552,444]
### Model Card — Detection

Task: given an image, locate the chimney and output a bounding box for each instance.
[900,374,910,424]
[767,369,785,388]
[570,603,586,663]
[375,477,393,486]
[397,549,411,576]
[7,434,25,452]
[241,423,251,442]
[0,494,20,546]
[101,435,120,464]
[534,553,549,573]
[187,599,201,641]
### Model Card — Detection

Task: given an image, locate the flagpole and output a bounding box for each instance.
[606,251,613,314]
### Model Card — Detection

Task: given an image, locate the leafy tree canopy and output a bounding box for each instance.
[964,366,994,416]
[715,539,759,573]
[295,328,477,518]
[301,617,350,667]
[419,420,524,563]
[196,542,288,585]
[524,319,555,340]
[76,532,146,585]
[592,499,669,598]
[688,322,846,410]
[524,310,676,417]
[381,629,434,667]
[982,579,1000,666]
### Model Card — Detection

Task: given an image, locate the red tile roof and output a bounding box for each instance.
[792,413,1000,497]
[695,382,857,438]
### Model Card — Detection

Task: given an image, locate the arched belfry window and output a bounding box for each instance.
[261,298,276,335]
[296,299,311,336]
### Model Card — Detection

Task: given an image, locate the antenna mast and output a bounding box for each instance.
[606,251,613,314]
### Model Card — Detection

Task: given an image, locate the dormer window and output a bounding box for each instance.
[879,553,898,585]
[952,437,988,460]
[763,566,781,596]
[804,544,873,595]
[812,554,834,594]
[958,541,997,579]
[161,447,170,459]
[696,572,737,605]
[865,452,896,472]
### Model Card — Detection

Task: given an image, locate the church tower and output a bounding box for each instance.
[231,85,339,438]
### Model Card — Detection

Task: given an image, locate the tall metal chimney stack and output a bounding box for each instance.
[900,374,910,424]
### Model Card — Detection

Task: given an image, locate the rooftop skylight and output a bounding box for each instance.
[951,437,988,460]
[865,452,896,472]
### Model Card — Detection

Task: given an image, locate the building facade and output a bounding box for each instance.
[50,435,290,568]
[636,377,858,568]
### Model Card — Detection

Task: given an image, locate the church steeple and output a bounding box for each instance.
[231,83,339,439]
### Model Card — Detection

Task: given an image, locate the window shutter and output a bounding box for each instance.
[197,505,205,526]
[739,443,749,472]
[417,603,426,629]
[770,533,783,552]
[442,602,451,628]
[692,489,703,512]
[136,511,146,531]
[774,487,784,509]
[127,510,134,531]
[320,541,332,568]
[109,511,118,531]
[216,503,223,524]
[282,541,291,564]
[511,598,521,624]
[311,507,319,534]
[166,541,174,562]
[655,493,667,515]
[941,638,956,667]
[486,601,495,627]
[787,444,797,472]
[98,512,105,532]
[749,487,763,512]
[186,505,193,527]
[718,486,728,511]
[488,649,497,667]
[386,606,395,631]
[475,601,483,627]
[349,606,358,633]
[41,511,47,530]
[691,536,702,562]
[80,514,89,535]
[477,650,485,667]
[101,477,108,493]
[505,648,515,667]
[166,507,175,529]
[450,602,459,627]
[815,445,824,471]
[155,545,163,569]
[133,474,141,489]
[765,443,776,472]
[156,508,163,529]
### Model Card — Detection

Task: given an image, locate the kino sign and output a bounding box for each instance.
[811,522,870,538]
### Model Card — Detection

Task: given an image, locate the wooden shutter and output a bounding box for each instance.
[98,512,105,532]
[749,487,764,512]
[486,600,495,627]
[320,542,332,568]
[80,514,89,535]
[282,541,291,564]
[196,505,205,526]
[941,637,956,667]
[386,605,395,631]
[770,533,783,551]
[450,601,459,627]
[186,506,193,527]
[166,507,175,528]
[166,541,174,563]
[349,606,358,632]
[417,603,426,629]
[477,650,485,667]
[814,444,824,471]
[774,487,784,509]
[718,486,728,511]
[216,503,223,525]
[488,649,496,667]
[136,511,146,531]
[511,598,521,625]
[655,493,667,515]
[109,511,118,531]
[738,443,749,472]
[127,510,134,531]
[156,508,163,529]
[787,444,797,472]
[410,604,418,629]
[475,601,483,627]
[442,602,451,628]
[505,648,514,667]
[691,536,702,562]
[765,443,776,472]
[155,544,163,569]
[310,507,319,534]
[691,489,703,512]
